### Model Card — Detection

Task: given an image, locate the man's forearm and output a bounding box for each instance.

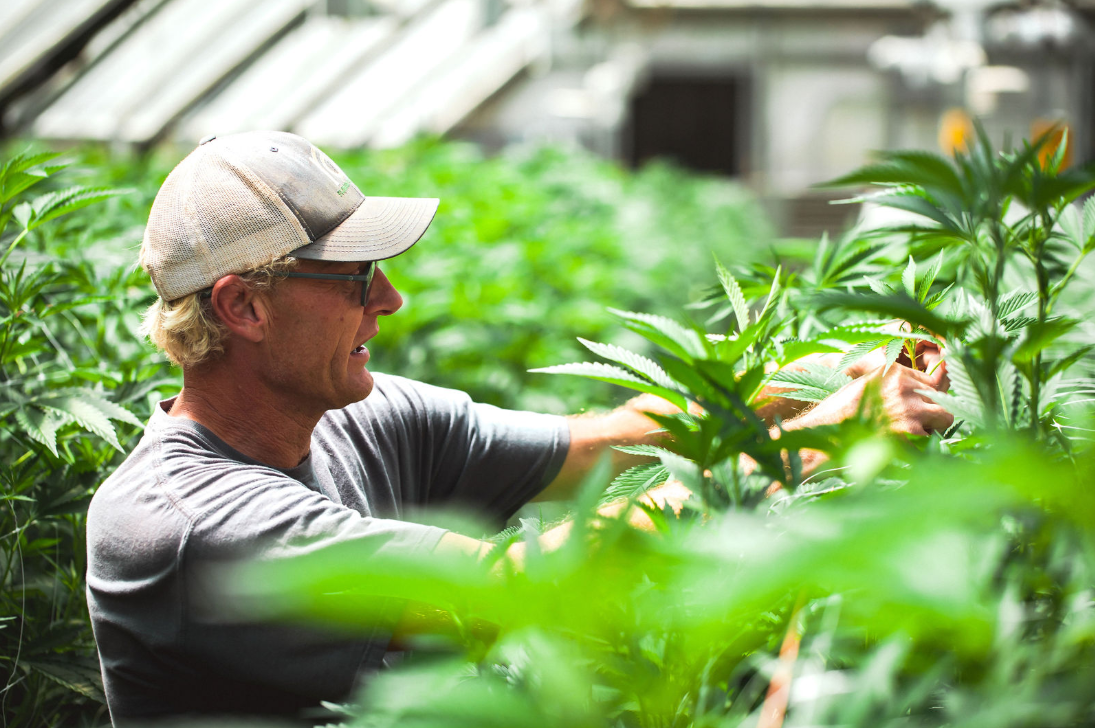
[538,395,685,501]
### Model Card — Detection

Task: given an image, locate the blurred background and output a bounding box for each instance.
[1,0,1092,238]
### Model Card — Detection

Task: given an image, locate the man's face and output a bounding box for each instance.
[257,259,403,414]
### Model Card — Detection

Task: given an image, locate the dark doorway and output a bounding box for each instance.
[626,73,749,176]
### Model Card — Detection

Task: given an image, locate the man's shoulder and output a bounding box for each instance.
[89,403,347,570]
[91,405,297,534]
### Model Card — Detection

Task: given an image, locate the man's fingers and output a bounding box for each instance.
[891,406,953,436]
[919,403,954,432]
[887,361,948,392]
[927,359,948,388]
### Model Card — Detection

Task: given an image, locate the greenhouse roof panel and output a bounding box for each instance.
[32,0,309,143]
[0,0,124,96]
[372,8,550,148]
[295,0,483,148]
[179,16,396,143]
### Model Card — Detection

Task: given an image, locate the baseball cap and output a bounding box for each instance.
[140,130,440,302]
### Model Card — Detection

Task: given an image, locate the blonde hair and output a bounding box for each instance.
[140,255,298,368]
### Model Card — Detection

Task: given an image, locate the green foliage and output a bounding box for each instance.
[0,137,773,725]
[0,149,177,727]
[216,127,1095,727]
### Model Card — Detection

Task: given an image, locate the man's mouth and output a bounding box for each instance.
[352,329,378,359]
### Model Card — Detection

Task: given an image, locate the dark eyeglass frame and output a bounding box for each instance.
[199,261,378,307]
[282,262,377,308]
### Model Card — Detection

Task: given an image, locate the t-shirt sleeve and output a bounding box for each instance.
[371,376,570,520]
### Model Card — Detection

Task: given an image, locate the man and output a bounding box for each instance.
[86,131,952,725]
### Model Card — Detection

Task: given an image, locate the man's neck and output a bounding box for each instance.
[168,366,322,469]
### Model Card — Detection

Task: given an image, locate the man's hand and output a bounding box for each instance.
[787,358,953,437]
[757,339,947,425]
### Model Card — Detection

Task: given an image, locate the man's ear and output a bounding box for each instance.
[209,275,268,344]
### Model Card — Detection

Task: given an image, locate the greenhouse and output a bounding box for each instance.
[2,0,1095,726]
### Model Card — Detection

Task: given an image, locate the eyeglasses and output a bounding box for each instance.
[282,262,377,308]
[198,261,378,307]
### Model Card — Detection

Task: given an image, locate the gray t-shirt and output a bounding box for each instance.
[86,373,569,724]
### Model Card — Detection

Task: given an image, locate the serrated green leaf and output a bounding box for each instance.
[997,290,1038,320]
[1059,203,1085,250]
[43,388,143,428]
[819,153,965,200]
[715,258,750,334]
[35,394,122,450]
[577,338,682,392]
[0,170,51,205]
[1012,318,1078,363]
[12,406,63,456]
[608,308,710,361]
[3,150,62,177]
[657,450,703,493]
[1002,316,1036,333]
[864,277,893,296]
[601,463,671,504]
[1083,195,1095,251]
[923,282,954,311]
[813,292,967,338]
[883,337,904,375]
[901,256,917,298]
[869,191,962,233]
[944,349,984,414]
[25,658,105,703]
[771,385,834,404]
[768,363,851,394]
[818,241,890,287]
[612,444,678,459]
[778,340,842,364]
[836,339,887,372]
[757,266,783,324]
[1048,127,1069,173]
[13,201,33,228]
[29,186,129,228]
[529,362,689,411]
[918,251,943,302]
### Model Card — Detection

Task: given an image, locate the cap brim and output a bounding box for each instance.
[291,196,440,262]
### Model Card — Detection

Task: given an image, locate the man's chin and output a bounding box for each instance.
[343,368,375,405]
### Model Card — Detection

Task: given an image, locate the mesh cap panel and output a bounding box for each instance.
[143,147,309,301]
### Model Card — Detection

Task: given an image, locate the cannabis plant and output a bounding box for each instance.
[0,150,173,727]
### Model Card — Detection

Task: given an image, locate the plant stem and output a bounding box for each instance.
[1050,249,1091,314]
[1031,213,1053,435]
[0,229,28,269]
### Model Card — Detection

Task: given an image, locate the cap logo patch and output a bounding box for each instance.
[308,144,348,191]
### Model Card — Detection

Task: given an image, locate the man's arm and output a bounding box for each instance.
[537,342,951,500]
[398,358,952,643]
[440,353,953,563]
[532,394,692,502]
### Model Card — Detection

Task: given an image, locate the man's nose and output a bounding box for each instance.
[366,267,403,316]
